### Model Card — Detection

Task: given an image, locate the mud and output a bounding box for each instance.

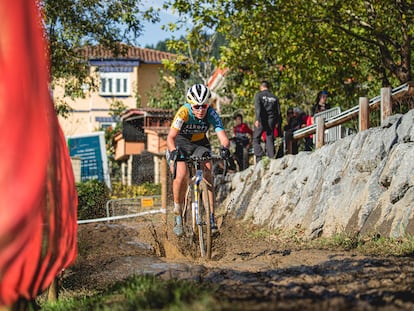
[65,213,414,310]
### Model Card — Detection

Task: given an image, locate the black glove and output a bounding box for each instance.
[219,146,231,160]
[168,149,178,163]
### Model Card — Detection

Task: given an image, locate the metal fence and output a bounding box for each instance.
[313,107,342,144]
[77,195,165,224]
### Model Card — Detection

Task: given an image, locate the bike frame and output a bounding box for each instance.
[173,154,226,259]
[185,156,213,258]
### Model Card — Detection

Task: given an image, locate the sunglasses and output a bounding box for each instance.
[193,104,208,110]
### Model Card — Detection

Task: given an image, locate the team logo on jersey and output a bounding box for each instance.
[173,117,184,129]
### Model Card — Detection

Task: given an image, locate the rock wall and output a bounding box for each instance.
[219,110,414,238]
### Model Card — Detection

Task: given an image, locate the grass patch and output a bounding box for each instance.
[308,232,414,256]
[40,275,220,311]
[248,226,414,256]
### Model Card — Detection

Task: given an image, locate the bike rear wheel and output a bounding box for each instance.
[197,181,212,259]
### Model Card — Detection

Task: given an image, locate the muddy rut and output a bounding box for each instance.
[67,214,414,310]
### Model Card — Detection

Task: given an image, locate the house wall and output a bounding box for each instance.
[137,63,164,106]
[57,63,165,137]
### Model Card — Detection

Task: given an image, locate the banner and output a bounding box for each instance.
[0,1,78,306]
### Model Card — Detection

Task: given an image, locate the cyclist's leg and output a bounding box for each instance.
[171,161,187,236]
[168,139,189,237]
[171,136,195,213]
[171,161,188,212]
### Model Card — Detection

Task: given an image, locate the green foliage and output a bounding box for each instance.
[41,0,160,114]
[76,180,110,219]
[147,70,186,110]
[111,182,161,199]
[248,226,414,257]
[40,275,218,311]
[165,0,413,121]
[311,232,414,256]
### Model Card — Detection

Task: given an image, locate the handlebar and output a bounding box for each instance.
[186,154,223,163]
[172,154,228,179]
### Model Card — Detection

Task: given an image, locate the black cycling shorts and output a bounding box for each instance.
[175,135,211,160]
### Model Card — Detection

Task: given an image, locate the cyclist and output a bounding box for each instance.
[166,84,231,237]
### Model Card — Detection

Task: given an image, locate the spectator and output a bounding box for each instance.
[312,90,331,115]
[304,110,314,151]
[293,107,307,128]
[283,107,300,154]
[253,80,281,162]
[233,113,253,170]
[294,107,313,151]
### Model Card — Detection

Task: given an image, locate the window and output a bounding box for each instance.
[99,72,131,96]
[96,117,118,131]
[100,122,117,131]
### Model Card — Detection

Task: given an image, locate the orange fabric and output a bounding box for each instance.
[0,1,78,306]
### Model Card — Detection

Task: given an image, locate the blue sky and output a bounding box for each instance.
[138,1,188,47]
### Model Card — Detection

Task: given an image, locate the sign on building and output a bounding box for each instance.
[67,132,111,189]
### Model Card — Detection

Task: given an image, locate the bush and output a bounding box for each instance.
[111,182,161,199]
[76,179,110,219]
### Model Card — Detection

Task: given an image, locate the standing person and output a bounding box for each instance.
[312,90,331,115]
[166,84,231,236]
[283,107,302,154]
[252,80,281,162]
[233,113,253,170]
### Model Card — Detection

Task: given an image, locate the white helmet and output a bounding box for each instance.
[186,84,211,106]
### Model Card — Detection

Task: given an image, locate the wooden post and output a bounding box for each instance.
[316,117,325,148]
[359,97,369,131]
[381,87,392,124]
[154,155,160,184]
[121,162,126,185]
[127,155,132,186]
[286,138,292,155]
[46,278,58,301]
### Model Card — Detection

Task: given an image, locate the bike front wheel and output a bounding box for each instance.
[197,181,212,259]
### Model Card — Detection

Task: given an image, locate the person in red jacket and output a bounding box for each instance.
[233,113,253,170]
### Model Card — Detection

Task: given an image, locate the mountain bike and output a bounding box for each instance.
[174,154,226,259]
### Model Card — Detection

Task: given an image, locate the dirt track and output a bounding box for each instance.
[66,213,414,310]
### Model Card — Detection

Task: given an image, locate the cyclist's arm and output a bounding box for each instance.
[217,129,230,149]
[168,106,188,151]
[167,127,179,152]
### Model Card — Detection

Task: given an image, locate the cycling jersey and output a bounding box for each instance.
[171,103,225,142]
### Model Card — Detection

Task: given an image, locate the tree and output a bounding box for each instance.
[40,0,160,114]
[165,0,414,118]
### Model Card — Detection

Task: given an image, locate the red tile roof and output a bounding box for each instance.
[208,67,228,90]
[77,43,177,63]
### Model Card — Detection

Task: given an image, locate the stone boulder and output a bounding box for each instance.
[219,109,414,238]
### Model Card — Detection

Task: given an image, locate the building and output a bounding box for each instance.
[56,44,177,137]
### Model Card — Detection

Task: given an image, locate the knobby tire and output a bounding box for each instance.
[198,180,212,259]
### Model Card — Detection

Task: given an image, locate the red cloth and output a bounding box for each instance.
[261,127,279,141]
[0,1,78,306]
[306,115,314,138]
[233,123,253,136]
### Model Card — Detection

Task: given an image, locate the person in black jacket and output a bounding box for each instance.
[252,80,281,162]
[312,90,331,116]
